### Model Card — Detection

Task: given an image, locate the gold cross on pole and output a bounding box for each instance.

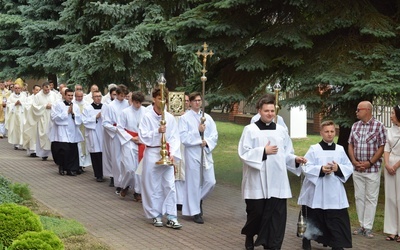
[196,42,214,75]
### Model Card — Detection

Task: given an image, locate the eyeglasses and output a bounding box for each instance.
[192,99,202,102]
[356,108,368,112]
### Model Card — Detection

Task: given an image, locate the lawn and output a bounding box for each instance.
[213,121,385,233]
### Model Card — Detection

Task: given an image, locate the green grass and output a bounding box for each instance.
[214,121,385,233]
[40,216,86,238]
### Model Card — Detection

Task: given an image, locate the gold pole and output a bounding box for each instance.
[273,80,281,123]
[196,42,214,184]
[156,74,173,166]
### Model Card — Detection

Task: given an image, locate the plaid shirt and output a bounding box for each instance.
[348,117,386,173]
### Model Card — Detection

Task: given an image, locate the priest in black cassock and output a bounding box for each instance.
[298,120,353,250]
[49,89,84,176]
[238,95,307,250]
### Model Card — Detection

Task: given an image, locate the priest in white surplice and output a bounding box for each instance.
[74,90,92,171]
[179,92,218,224]
[139,87,182,229]
[117,91,147,199]
[23,84,41,156]
[102,84,129,191]
[298,121,353,250]
[32,82,59,160]
[49,89,84,176]
[82,90,104,182]
[5,84,27,149]
[238,96,307,250]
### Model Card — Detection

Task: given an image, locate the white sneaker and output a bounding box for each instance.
[153,217,163,227]
[166,219,182,229]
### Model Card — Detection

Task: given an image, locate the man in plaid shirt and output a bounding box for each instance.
[348,101,386,239]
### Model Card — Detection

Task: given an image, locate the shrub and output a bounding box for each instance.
[8,230,64,250]
[0,203,43,247]
[9,183,31,200]
[0,176,22,205]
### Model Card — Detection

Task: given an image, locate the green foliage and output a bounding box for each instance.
[0,242,8,250]
[40,216,86,239]
[1,0,400,129]
[0,177,22,205]
[0,203,43,247]
[9,183,31,201]
[8,230,63,250]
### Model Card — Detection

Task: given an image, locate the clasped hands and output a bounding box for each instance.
[322,161,338,175]
[385,163,398,176]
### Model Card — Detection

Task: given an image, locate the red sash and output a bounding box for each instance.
[124,129,145,162]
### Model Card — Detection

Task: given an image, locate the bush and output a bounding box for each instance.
[8,230,64,250]
[0,177,22,205]
[9,183,31,201]
[0,203,43,247]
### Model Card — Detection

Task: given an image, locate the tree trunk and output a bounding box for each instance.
[337,125,351,157]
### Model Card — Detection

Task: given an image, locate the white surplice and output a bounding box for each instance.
[139,108,181,219]
[49,101,84,143]
[117,105,147,190]
[298,143,353,209]
[82,104,103,153]
[238,123,300,200]
[179,110,218,216]
[101,99,129,184]
[74,99,92,167]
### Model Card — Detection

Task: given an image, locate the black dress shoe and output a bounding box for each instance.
[193,214,204,224]
[96,177,104,182]
[245,235,254,250]
[30,153,37,157]
[58,166,65,176]
[109,177,114,187]
[66,171,77,176]
[42,156,48,161]
[76,169,83,175]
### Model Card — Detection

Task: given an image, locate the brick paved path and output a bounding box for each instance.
[0,138,397,249]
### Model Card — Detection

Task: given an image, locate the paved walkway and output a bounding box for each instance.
[0,138,398,250]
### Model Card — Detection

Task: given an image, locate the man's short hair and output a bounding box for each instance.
[189,92,202,102]
[256,93,275,109]
[131,91,145,103]
[320,120,335,130]
[65,89,74,95]
[152,87,168,98]
[42,81,50,87]
[116,84,129,95]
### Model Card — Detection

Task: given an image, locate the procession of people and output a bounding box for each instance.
[1,77,399,249]
[0,78,220,232]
